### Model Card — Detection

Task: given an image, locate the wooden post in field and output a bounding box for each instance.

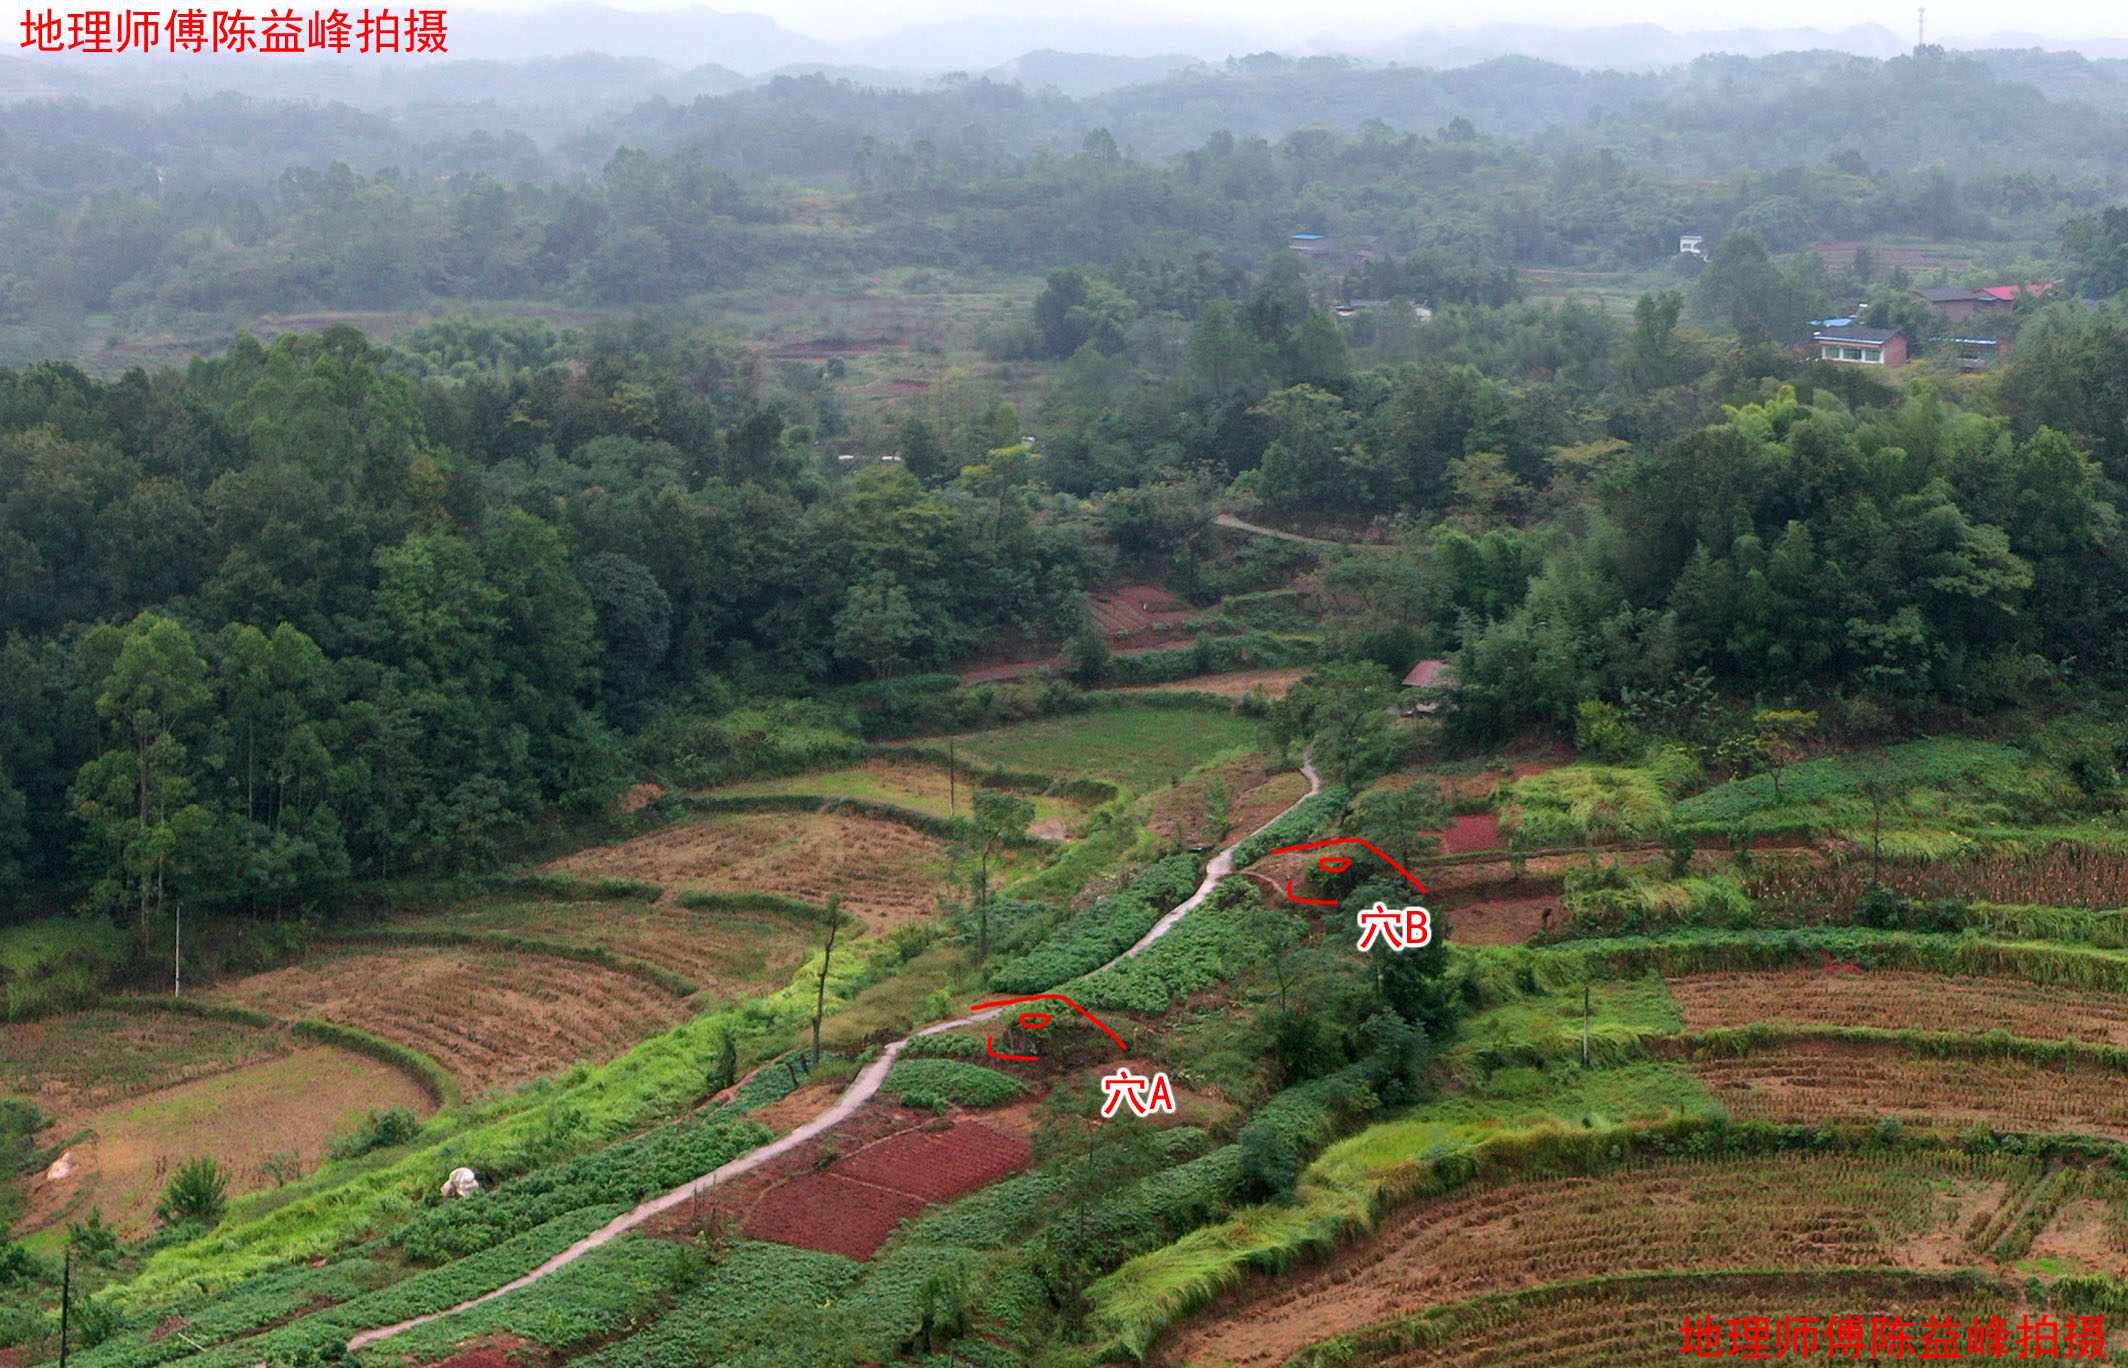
[948,739,957,819]
[60,1246,70,1368]
[1582,985,1591,1069]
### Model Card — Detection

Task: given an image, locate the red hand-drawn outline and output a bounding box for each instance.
[973,993,1129,1056]
[1270,837,1430,907]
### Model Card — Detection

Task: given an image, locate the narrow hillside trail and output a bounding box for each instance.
[347,755,1323,1351]
[1212,513,1390,550]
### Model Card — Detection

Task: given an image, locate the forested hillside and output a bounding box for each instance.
[13,26,2128,1368]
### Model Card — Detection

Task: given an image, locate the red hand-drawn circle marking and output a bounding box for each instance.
[1018,1012,1053,1030]
[1317,855,1354,873]
[1273,837,1429,907]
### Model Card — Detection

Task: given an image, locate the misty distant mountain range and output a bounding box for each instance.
[12,7,2128,113]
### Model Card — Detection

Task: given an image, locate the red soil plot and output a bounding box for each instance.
[1436,812,1503,853]
[741,1118,1034,1258]
[1089,584,1196,639]
[834,1120,1033,1203]
[744,1172,928,1260]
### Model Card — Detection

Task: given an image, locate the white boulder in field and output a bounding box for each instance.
[440,1166,481,1199]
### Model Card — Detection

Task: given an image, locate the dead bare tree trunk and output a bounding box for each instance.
[812,895,844,1067]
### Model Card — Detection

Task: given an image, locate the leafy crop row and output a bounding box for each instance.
[380,1234,686,1360]
[391,1114,772,1261]
[79,1205,628,1368]
[988,854,1202,993]
[884,1058,1028,1110]
[1229,784,1351,868]
[575,1242,860,1368]
[1066,884,1283,1013]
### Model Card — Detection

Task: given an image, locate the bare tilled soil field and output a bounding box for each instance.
[204,946,687,1094]
[423,899,815,1001]
[1670,969,2128,1046]
[1158,1154,2004,1368]
[548,811,952,932]
[650,1103,1033,1260]
[1687,1039,2128,1140]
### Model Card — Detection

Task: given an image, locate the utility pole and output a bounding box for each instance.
[1917,6,1925,47]
[60,1246,70,1368]
[947,739,957,819]
[173,901,182,997]
[1582,985,1591,1069]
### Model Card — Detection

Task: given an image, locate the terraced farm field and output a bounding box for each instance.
[709,757,1089,831]
[0,1007,288,1112]
[411,898,815,1000]
[548,811,954,932]
[204,946,688,1094]
[940,705,1266,789]
[1149,756,1309,845]
[1669,969,2128,1046]
[1269,1270,2041,1368]
[1159,1153,2013,1368]
[1689,1039,2128,1140]
[22,1046,433,1237]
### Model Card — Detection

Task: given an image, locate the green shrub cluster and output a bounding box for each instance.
[640,700,872,789]
[1236,1060,1385,1199]
[1555,868,1753,936]
[290,1019,460,1108]
[472,871,661,902]
[0,916,126,1020]
[1228,784,1352,868]
[327,1107,423,1162]
[1066,885,1278,1013]
[898,1030,990,1059]
[672,888,826,920]
[98,994,278,1028]
[1210,589,1319,633]
[987,854,1202,993]
[324,928,697,997]
[1673,737,2070,836]
[1496,761,1684,849]
[391,1115,773,1262]
[884,1059,1027,1111]
[1101,632,1320,687]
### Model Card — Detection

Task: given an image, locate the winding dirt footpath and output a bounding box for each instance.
[348,755,1323,1351]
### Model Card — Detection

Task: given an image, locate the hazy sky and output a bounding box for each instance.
[557,0,2114,46]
